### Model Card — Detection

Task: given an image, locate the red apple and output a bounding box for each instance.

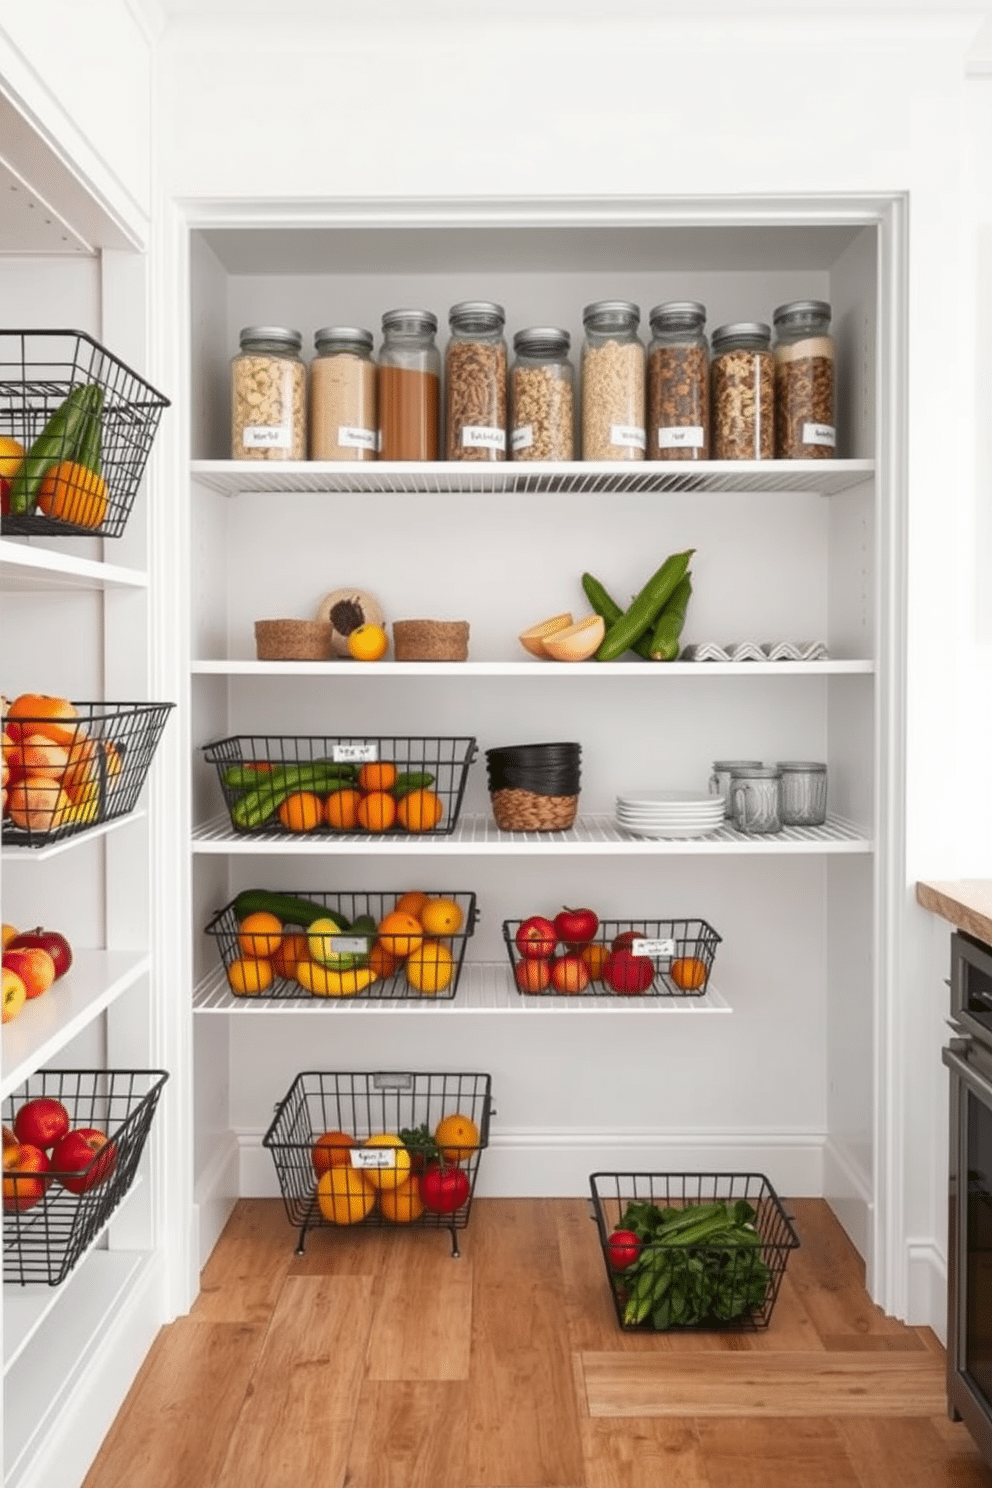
[514,958,552,993]
[550,952,591,993]
[2,945,56,1000]
[611,928,649,954]
[51,1127,117,1194]
[2,1125,18,1152]
[514,915,558,961]
[7,926,72,980]
[13,1096,71,1150]
[603,947,655,994]
[553,906,599,945]
[0,476,10,516]
[2,1141,51,1212]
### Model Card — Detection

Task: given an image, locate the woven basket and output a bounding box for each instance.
[490,788,579,831]
[392,619,469,662]
[254,619,335,661]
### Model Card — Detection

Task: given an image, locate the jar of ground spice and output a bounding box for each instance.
[378,309,441,461]
[445,301,508,461]
[710,322,775,461]
[581,300,645,461]
[647,301,710,461]
[510,327,574,461]
[231,326,306,460]
[309,327,377,461]
[772,300,836,459]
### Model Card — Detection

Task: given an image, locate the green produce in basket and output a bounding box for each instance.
[229,761,358,829]
[231,889,349,930]
[7,382,105,515]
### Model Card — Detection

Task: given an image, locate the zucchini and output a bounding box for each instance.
[393,770,435,798]
[7,383,103,514]
[581,572,653,659]
[231,889,349,930]
[229,761,358,829]
[595,549,695,662]
[648,573,693,661]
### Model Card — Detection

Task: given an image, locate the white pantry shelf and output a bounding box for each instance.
[193,658,874,678]
[2,810,149,862]
[0,539,147,592]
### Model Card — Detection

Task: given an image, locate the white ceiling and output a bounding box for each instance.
[151,0,992,17]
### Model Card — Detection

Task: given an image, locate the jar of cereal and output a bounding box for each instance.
[445,301,508,461]
[772,300,835,459]
[510,327,574,461]
[710,322,774,461]
[647,301,710,461]
[309,326,377,461]
[231,326,306,461]
[581,300,645,461]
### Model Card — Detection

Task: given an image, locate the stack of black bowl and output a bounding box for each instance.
[485,741,581,831]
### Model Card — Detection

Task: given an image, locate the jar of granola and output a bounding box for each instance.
[581,300,645,461]
[445,301,508,461]
[710,322,774,461]
[647,301,710,461]
[510,328,574,461]
[231,326,306,461]
[772,300,835,459]
[309,326,377,461]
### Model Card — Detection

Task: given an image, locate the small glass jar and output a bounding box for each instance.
[776,760,828,826]
[710,322,775,461]
[309,327,377,461]
[647,301,710,461]
[773,300,836,459]
[581,300,645,461]
[510,327,574,461]
[378,309,441,461]
[445,301,508,461]
[231,326,306,461]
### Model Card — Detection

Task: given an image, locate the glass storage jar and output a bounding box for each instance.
[445,301,508,461]
[378,309,441,461]
[231,326,306,461]
[581,300,645,461]
[510,327,574,461]
[647,301,710,461]
[309,327,377,461]
[773,300,836,459]
[710,322,775,461]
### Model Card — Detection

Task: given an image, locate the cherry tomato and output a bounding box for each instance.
[606,1228,642,1270]
[419,1162,470,1214]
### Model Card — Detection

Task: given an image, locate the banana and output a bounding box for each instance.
[296,959,379,998]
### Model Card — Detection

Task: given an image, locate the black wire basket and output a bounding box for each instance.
[203,735,477,837]
[589,1171,799,1331]
[502,916,721,997]
[3,1070,169,1286]
[2,700,175,847]
[0,329,169,539]
[263,1070,493,1256]
[204,888,478,1001]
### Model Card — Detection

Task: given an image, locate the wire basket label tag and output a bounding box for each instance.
[350,1148,398,1170]
[333,741,378,763]
[631,938,676,958]
[331,936,369,955]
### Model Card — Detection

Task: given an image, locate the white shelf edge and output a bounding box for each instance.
[2,809,149,862]
[192,658,875,678]
[1,949,150,1099]
[0,539,148,592]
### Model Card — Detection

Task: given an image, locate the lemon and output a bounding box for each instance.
[361,1133,411,1190]
[0,436,26,480]
[347,623,389,661]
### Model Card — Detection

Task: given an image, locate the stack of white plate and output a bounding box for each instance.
[615,788,726,839]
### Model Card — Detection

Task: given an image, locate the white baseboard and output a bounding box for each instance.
[194,1131,241,1267]
[906,1239,947,1339]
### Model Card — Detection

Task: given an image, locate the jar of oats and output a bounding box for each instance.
[710,322,775,461]
[309,327,377,461]
[510,327,574,461]
[231,326,306,461]
[378,309,441,461]
[772,300,835,459]
[647,301,710,461]
[581,300,645,461]
[445,301,508,461]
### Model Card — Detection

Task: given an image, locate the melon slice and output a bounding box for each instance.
[541,614,606,662]
[518,612,574,658]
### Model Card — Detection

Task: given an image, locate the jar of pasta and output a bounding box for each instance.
[710,322,774,461]
[772,300,835,459]
[309,327,377,461]
[581,300,645,461]
[647,301,710,461]
[510,328,574,461]
[231,326,306,461]
[445,301,508,461]
[378,309,441,461]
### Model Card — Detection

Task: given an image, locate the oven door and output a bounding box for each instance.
[944,1033,992,1465]
[950,931,992,1046]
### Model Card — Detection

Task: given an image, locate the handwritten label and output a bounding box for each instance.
[802,422,836,447]
[338,426,377,451]
[461,425,507,451]
[610,425,646,450]
[631,938,676,959]
[350,1148,396,1170]
[512,425,534,452]
[658,426,705,449]
[333,741,378,764]
[329,936,368,955]
[243,425,290,449]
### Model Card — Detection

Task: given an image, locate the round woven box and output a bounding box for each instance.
[490,788,579,832]
[254,619,335,661]
[393,619,469,662]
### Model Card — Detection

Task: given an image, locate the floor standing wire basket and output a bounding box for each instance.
[589,1171,800,1332]
[263,1070,493,1256]
[3,1070,169,1286]
[0,329,170,539]
[502,917,722,997]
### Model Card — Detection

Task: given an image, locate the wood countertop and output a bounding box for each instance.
[916,879,992,945]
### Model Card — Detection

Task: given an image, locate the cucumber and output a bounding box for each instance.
[581,572,654,659]
[393,770,436,798]
[348,913,377,937]
[595,549,695,662]
[648,573,693,661]
[231,889,349,930]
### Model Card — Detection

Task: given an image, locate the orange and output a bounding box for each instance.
[272,931,310,980]
[9,732,71,780]
[418,896,464,936]
[311,1130,357,1176]
[376,910,424,960]
[405,940,454,994]
[670,956,708,991]
[226,956,274,995]
[357,761,398,793]
[277,790,323,832]
[396,788,444,833]
[6,777,72,833]
[6,694,80,746]
[237,910,284,959]
[580,943,610,981]
[347,623,389,661]
[324,787,362,830]
[379,1175,425,1224]
[36,460,108,529]
[317,1164,377,1225]
[394,890,430,918]
[435,1112,480,1165]
[357,791,397,833]
[367,940,402,980]
[362,1133,412,1190]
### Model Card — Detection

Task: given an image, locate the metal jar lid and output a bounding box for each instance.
[313,327,374,355]
[512,327,571,357]
[648,300,707,332]
[711,322,771,353]
[583,299,640,331]
[772,300,832,331]
[238,325,303,353]
[449,300,506,333]
[381,308,438,336]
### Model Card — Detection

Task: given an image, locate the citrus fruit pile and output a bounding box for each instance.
[2,693,122,835]
[310,1111,480,1225]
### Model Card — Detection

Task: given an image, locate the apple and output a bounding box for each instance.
[2,1142,51,1212]
[515,958,552,993]
[1,965,26,1023]
[2,945,56,1000]
[2,1125,18,1152]
[553,906,599,945]
[514,915,558,961]
[7,926,72,980]
[0,476,10,516]
[51,1127,118,1194]
[14,1096,71,1150]
[611,929,649,954]
[550,952,591,993]
[603,947,655,994]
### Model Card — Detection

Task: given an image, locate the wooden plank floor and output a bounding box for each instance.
[82,1197,992,1488]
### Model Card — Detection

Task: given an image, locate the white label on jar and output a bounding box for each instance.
[337,426,377,452]
[631,938,676,959]
[461,425,507,452]
[512,425,534,452]
[332,741,378,763]
[243,425,291,450]
[802,422,836,447]
[658,426,705,450]
[610,425,646,450]
[350,1148,397,1170]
